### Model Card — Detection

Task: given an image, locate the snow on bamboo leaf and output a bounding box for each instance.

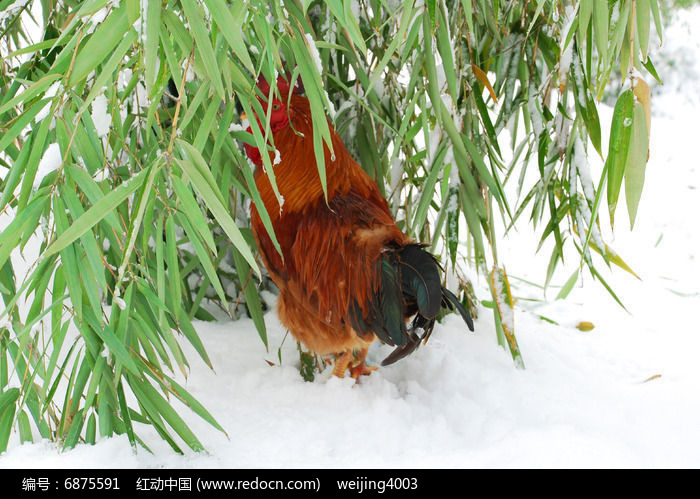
[490,267,524,368]
[446,184,459,266]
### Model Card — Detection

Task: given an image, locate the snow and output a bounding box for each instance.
[558,4,576,87]
[273,148,281,165]
[304,33,323,78]
[91,93,111,138]
[0,0,24,24]
[33,143,61,187]
[3,8,700,470]
[113,297,126,311]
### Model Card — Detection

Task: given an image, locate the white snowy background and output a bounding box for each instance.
[2,6,700,468]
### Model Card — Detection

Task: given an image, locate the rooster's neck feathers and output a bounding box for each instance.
[250,94,373,217]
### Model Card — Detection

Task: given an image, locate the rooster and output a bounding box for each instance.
[241,74,473,379]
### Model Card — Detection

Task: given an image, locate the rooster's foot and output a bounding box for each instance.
[332,351,353,378]
[349,362,378,379]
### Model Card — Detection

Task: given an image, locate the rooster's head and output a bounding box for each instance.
[251,73,304,132]
[242,72,304,166]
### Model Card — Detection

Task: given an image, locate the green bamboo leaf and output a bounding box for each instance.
[83,356,106,412]
[165,214,183,322]
[460,0,473,34]
[586,95,603,156]
[232,246,267,348]
[294,33,334,200]
[176,212,228,306]
[556,269,580,300]
[177,140,260,278]
[144,0,161,96]
[590,265,628,312]
[131,378,204,452]
[413,144,448,234]
[0,194,49,272]
[176,309,213,369]
[473,88,502,159]
[0,395,17,453]
[204,0,255,73]
[0,388,20,416]
[5,38,59,59]
[606,90,634,228]
[63,409,85,449]
[578,0,593,42]
[64,164,122,231]
[367,0,415,96]
[171,176,217,253]
[649,0,662,44]
[84,308,141,375]
[162,375,226,436]
[0,132,33,213]
[641,56,663,85]
[18,410,33,443]
[17,115,53,212]
[85,412,97,445]
[624,103,649,229]
[116,161,161,289]
[0,73,61,116]
[436,6,458,102]
[179,81,211,132]
[193,98,220,152]
[181,0,225,100]
[0,99,49,154]
[97,396,114,438]
[116,380,137,449]
[340,0,368,55]
[636,0,650,61]
[68,4,132,86]
[51,195,83,323]
[163,9,193,55]
[43,167,152,260]
[593,0,609,66]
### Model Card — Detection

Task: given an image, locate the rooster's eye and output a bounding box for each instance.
[272,103,280,110]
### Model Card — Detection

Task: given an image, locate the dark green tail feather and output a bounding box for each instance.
[348,244,474,367]
[398,244,442,320]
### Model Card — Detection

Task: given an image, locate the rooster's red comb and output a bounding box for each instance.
[256,72,304,97]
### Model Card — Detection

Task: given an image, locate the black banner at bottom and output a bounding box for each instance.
[6,468,446,496]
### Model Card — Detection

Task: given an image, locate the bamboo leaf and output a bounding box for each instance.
[606,90,635,227]
[144,0,162,96]
[204,0,255,73]
[556,269,579,300]
[624,103,649,229]
[43,167,152,259]
[177,140,260,278]
[593,0,609,66]
[489,267,524,368]
[636,0,651,61]
[0,73,61,117]
[68,4,132,86]
[181,0,225,100]
[649,0,663,43]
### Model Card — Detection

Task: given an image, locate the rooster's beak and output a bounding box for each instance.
[240,111,247,120]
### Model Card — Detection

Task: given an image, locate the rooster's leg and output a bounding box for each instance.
[349,347,378,379]
[332,351,353,378]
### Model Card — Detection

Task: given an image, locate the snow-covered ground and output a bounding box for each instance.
[3,8,700,469]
